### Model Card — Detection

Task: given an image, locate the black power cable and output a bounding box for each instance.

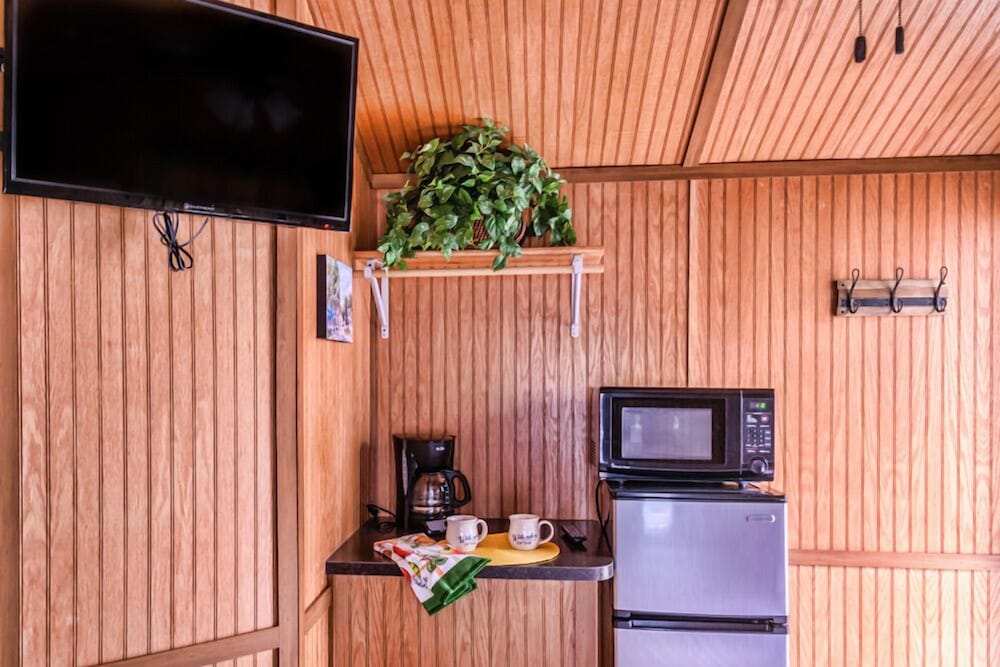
[593,479,612,548]
[366,503,398,533]
[153,211,210,272]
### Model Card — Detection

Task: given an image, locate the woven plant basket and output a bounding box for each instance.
[469,209,529,247]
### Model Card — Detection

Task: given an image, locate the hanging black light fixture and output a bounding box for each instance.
[854,0,867,62]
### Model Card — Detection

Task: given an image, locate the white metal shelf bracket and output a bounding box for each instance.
[570,254,583,338]
[364,259,390,339]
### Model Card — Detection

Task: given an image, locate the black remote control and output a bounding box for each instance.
[560,524,587,551]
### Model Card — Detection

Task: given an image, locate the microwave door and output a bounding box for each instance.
[613,497,788,619]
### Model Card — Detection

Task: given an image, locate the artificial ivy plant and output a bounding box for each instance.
[377,119,575,271]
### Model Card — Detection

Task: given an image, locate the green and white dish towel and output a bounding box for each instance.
[374,533,490,615]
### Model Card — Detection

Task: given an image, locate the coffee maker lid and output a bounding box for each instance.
[394,435,456,471]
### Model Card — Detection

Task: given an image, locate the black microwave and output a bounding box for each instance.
[599,387,775,483]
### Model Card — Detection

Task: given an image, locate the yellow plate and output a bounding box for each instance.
[439,533,560,566]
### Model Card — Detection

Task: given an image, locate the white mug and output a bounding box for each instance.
[445,515,488,553]
[507,514,554,551]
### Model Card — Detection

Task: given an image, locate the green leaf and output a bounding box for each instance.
[376,119,575,271]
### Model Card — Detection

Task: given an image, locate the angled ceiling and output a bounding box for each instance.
[304,0,1000,173]
[698,0,1000,163]
[309,0,724,173]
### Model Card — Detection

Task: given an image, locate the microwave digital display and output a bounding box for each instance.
[620,407,714,461]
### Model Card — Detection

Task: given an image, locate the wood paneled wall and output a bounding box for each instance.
[689,172,1000,666]
[368,181,690,519]
[7,200,279,666]
[366,171,1000,665]
[0,0,375,662]
[688,173,1000,557]
[328,575,598,667]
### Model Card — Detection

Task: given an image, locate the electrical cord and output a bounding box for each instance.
[153,211,210,272]
[366,503,398,533]
[593,479,611,548]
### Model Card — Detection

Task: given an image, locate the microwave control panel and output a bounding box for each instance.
[742,396,775,463]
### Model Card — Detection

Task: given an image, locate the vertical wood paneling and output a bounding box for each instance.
[72,204,102,666]
[329,576,599,667]
[792,564,1000,667]
[0,166,18,667]
[47,200,75,664]
[365,170,1000,665]
[98,206,127,662]
[123,208,150,658]
[690,172,1000,666]
[367,182,688,520]
[9,204,279,664]
[19,197,47,667]
[295,147,374,663]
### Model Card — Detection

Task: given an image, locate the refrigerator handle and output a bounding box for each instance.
[614,616,787,634]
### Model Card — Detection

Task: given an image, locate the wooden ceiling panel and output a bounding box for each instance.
[310,0,724,173]
[699,0,1000,163]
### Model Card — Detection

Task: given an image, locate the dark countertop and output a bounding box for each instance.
[326,518,614,582]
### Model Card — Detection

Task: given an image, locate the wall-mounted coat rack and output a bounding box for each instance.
[354,247,605,339]
[835,266,949,317]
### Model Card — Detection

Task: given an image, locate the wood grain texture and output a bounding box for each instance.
[366,181,689,521]
[688,173,1000,558]
[6,199,279,665]
[699,0,1000,163]
[0,167,18,667]
[682,0,747,166]
[98,630,278,667]
[328,575,599,667]
[688,171,1000,666]
[286,143,375,665]
[370,154,1000,190]
[297,221,372,607]
[309,0,723,173]
[365,171,1000,666]
[790,565,996,667]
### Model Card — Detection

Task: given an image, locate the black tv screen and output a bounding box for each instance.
[4,0,358,230]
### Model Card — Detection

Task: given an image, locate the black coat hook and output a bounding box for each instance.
[934,266,948,313]
[847,268,861,313]
[890,267,905,313]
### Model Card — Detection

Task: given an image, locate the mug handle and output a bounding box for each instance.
[537,520,554,545]
[475,519,489,545]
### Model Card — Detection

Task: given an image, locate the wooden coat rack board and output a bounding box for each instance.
[835,267,949,317]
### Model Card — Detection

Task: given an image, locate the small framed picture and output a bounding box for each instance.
[317,255,353,343]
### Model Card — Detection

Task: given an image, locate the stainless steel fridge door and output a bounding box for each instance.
[614,497,787,618]
[615,626,788,667]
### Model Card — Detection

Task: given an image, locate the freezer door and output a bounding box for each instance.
[614,497,787,618]
[615,626,788,667]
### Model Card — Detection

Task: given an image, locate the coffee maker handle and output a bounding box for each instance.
[445,470,472,507]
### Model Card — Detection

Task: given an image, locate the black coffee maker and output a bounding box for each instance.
[394,435,472,534]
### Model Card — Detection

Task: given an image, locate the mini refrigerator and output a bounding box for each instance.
[611,485,788,666]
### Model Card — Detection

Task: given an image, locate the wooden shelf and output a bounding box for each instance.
[353,246,604,278]
[352,247,604,340]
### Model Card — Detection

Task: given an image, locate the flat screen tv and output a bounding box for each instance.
[4,0,358,230]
